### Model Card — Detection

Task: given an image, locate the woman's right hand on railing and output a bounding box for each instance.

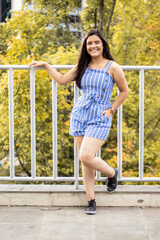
[29,61,48,68]
[28,61,76,85]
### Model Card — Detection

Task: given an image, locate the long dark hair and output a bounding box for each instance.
[74,29,114,88]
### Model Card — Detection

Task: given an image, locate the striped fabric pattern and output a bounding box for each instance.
[69,61,115,141]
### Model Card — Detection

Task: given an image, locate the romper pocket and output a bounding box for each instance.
[101,112,112,127]
[102,113,110,122]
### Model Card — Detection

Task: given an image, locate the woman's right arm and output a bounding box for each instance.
[29,61,77,85]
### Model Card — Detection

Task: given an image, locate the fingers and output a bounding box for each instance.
[29,61,46,68]
[101,110,106,116]
[28,62,37,68]
[101,110,112,119]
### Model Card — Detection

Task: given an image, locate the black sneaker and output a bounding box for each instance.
[107,168,118,192]
[85,199,96,215]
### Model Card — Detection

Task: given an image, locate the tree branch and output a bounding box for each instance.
[18,159,31,177]
[99,0,104,32]
[145,117,160,140]
[105,0,116,40]
[94,8,97,29]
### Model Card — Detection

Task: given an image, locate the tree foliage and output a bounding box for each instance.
[81,0,116,40]
[0,0,160,184]
[102,0,160,182]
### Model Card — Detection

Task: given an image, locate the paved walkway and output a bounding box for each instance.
[0,206,159,240]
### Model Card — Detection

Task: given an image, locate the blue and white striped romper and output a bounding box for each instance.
[69,60,115,141]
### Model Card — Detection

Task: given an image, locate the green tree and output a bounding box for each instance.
[0,0,81,62]
[103,0,160,181]
[81,0,116,40]
[0,34,78,179]
[0,0,160,184]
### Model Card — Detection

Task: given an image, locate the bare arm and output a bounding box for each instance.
[101,62,129,117]
[110,62,129,110]
[29,61,77,85]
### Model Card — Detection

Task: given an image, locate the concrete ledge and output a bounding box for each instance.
[0,184,160,207]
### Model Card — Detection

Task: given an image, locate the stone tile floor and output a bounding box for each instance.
[0,206,159,240]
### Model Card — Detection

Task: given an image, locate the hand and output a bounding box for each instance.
[28,61,47,68]
[101,108,112,119]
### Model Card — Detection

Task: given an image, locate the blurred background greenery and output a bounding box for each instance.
[0,0,159,184]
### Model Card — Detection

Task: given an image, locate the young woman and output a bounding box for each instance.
[29,29,129,215]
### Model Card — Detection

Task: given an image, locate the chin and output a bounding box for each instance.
[90,53,101,58]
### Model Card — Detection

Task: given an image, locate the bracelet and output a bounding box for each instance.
[110,106,116,113]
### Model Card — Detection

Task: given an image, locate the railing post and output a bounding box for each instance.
[30,68,36,179]
[117,89,123,180]
[139,69,144,179]
[52,78,58,179]
[74,83,79,189]
[8,68,15,178]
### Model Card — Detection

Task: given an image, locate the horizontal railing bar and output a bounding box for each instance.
[99,177,160,182]
[0,177,160,182]
[0,65,75,70]
[117,178,160,182]
[0,177,76,181]
[0,65,160,70]
[121,66,160,70]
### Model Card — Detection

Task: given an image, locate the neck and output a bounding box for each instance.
[91,56,105,65]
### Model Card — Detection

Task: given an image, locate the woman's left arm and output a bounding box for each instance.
[110,62,129,111]
[101,62,129,118]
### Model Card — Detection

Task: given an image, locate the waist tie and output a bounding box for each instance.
[80,95,111,109]
[81,96,100,109]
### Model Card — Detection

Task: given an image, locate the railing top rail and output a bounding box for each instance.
[121,66,160,70]
[0,65,75,70]
[0,65,160,70]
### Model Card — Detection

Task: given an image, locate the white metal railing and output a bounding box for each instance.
[0,65,160,188]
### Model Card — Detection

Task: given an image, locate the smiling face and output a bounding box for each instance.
[86,35,104,58]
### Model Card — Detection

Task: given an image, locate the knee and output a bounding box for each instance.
[79,151,92,166]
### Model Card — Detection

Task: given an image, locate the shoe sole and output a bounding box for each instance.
[107,188,117,193]
[85,210,96,215]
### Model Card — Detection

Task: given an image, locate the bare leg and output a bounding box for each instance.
[81,164,95,201]
[79,137,115,177]
[74,136,95,201]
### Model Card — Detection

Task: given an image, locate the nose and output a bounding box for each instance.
[90,43,96,49]
[92,43,96,47]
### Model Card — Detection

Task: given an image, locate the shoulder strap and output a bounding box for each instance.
[104,60,114,72]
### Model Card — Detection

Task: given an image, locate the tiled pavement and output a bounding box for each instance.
[0,206,159,240]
